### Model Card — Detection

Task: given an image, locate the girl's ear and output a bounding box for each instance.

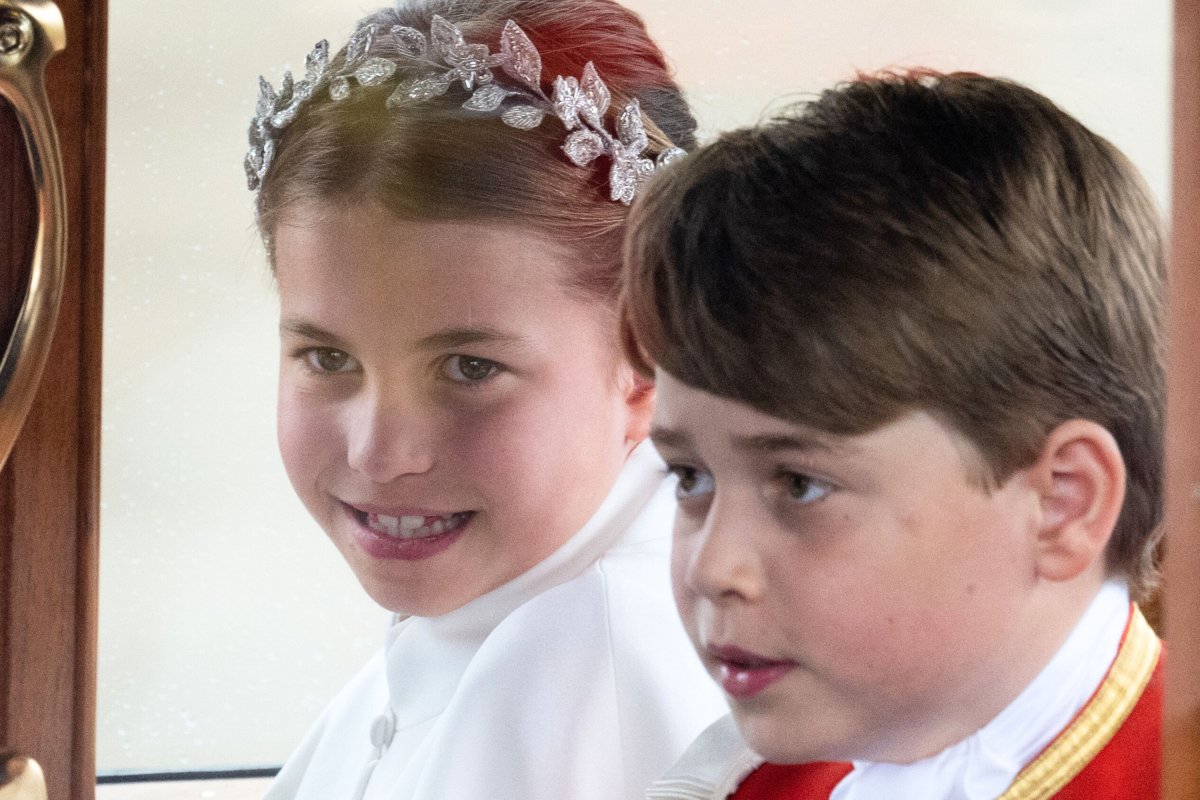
[1029,419,1126,583]
[622,368,656,446]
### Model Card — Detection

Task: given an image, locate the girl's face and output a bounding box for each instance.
[273,204,651,616]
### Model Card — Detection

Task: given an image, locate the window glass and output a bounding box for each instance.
[99,0,1171,774]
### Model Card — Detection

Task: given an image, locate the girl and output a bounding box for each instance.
[244,1,727,798]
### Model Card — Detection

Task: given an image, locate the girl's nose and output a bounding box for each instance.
[345,391,435,483]
[681,498,765,604]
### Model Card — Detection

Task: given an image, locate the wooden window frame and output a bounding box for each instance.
[0,1,106,799]
[1165,0,1200,797]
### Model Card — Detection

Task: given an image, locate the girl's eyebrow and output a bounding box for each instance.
[281,318,534,354]
[279,319,349,349]
[414,327,532,352]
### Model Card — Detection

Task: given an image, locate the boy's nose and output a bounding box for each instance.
[344,391,435,483]
[681,500,765,604]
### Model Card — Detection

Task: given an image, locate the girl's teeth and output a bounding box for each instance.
[367,512,464,539]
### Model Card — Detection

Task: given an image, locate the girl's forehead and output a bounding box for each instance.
[282,202,566,253]
[276,205,568,277]
[273,206,612,334]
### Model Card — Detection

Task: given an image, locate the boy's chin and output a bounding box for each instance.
[734,706,841,765]
[734,703,902,766]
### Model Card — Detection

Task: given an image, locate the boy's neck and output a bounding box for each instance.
[833,580,1134,799]
[889,574,1113,765]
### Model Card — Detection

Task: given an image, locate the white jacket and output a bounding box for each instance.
[266,443,728,800]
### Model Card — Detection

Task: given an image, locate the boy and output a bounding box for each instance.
[623,71,1165,799]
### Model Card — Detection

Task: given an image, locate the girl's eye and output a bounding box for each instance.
[303,348,357,374]
[443,355,501,384]
[784,472,832,504]
[667,465,715,500]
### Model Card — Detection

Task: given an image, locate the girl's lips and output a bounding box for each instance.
[706,644,796,700]
[342,502,476,561]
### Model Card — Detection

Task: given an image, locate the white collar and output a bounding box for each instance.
[646,714,763,800]
[382,441,666,729]
[831,580,1131,800]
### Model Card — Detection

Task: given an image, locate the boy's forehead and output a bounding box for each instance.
[650,371,854,456]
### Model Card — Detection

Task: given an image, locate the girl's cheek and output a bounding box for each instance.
[277,395,338,466]
[441,405,529,468]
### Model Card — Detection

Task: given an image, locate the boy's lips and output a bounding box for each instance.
[706,643,796,699]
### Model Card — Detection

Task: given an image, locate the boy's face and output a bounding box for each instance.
[273,205,645,617]
[651,371,1048,764]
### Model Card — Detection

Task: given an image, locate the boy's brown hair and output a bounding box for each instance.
[622,71,1166,599]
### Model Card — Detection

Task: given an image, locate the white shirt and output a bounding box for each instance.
[647,581,1130,800]
[266,443,728,800]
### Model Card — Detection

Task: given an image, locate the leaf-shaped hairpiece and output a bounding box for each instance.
[248,16,684,206]
[430,15,466,59]
[399,73,454,104]
[563,130,606,166]
[256,77,277,119]
[464,84,511,112]
[579,63,611,128]
[502,105,546,130]
[499,20,543,91]
[345,25,376,66]
[609,150,654,204]
[391,26,428,58]
[616,100,648,155]
[551,76,584,130]
[305,40,331,84]
[356,57,398,86]
[330,77,352,101]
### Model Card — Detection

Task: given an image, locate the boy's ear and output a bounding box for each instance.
[621,368,656,445]
[1029,419,1126,583]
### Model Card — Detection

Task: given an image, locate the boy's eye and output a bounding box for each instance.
[443,355,501,383]
[668,465,715,500]
[784,472,832,504]
[304,348,357,374]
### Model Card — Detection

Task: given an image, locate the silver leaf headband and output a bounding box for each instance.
[245,15,686,205]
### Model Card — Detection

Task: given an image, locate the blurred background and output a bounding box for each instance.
[99,0,1172,776]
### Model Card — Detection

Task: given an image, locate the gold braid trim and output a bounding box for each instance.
[997,605,1160,800]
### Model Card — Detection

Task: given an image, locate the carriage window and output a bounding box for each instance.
[97,0,1171,789]
[98,0,386,782]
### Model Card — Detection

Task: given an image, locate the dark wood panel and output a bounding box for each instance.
[0,98,33,347]
[0,1,106,799]
[0,79,35,765]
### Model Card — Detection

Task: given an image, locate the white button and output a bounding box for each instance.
[370,713,395,748]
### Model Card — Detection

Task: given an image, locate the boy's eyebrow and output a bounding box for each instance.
[648,425,692,450]
[649,426,848,456]
[732,433,844,456]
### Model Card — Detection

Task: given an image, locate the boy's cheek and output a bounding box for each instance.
[669,542,702,631]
